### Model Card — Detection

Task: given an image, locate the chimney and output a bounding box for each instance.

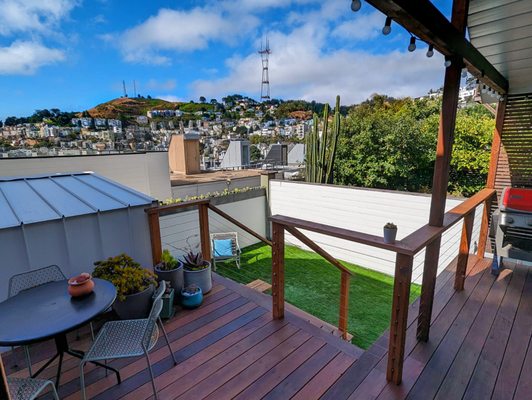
[168,133,201,174]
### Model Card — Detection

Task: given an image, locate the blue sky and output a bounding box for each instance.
[0,0,452,119]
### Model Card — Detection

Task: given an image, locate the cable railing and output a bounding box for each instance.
[269,187,497,384]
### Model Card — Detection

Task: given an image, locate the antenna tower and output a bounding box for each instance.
[133,80,137,97]
[122,80,128,97]
[258,37,271,101]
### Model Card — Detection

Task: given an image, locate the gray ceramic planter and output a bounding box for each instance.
[383,227,398,244]
[154,261,184,304]
[184,261,212,294]
[113,285,155,319]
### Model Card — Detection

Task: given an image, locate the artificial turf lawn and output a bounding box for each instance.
[215,243,421,349]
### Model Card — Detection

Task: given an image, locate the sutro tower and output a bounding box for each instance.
[258,37,271,101]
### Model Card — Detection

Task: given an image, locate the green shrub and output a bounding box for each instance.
[93,254,157,301]
[157,249,179,271]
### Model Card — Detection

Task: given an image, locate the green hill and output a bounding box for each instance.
[85,97,180,119]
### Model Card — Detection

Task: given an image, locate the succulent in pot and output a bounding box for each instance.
[182,251,212,294]
[93,253,157,319]
[383,222,398,244]
[181,284,204,309]
[154,249,184,303]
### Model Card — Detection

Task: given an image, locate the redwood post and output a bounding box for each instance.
[387,253,414,384]
[339,271,350,340]
[477,100,506,257]
[198,203,212,262]
[148,211,162,266]
[1,354,11,400]
[416,0,470,344]
[454,212,475,290]
[272,221,285,319]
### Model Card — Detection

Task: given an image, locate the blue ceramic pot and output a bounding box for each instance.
[181,287,203,308]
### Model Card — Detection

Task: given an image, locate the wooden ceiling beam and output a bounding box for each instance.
[365,0,509,94]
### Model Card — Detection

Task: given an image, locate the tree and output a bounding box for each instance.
[210,98,217,105]
[199,96,206,103]
[250,145,261,162]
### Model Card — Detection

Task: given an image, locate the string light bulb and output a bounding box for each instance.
[382,17,392,35]
[481,84,487,93]
[351,0,361,12]
[408,36,416,52]
[444,58,452,67]
[426,44,434,57]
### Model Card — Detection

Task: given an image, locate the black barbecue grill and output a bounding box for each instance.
[489,187,532,275]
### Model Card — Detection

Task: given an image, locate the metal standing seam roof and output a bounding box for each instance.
[0,172,155,229]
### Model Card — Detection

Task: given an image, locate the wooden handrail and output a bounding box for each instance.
[208,203,272,247]
[401,188,496,254]
[270,215,414,255]
[272,188,497,258]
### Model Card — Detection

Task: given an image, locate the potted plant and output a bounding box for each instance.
[383,222,398,244]
[182,251,212,294]
[181,284,203,309]
[154,249,184,304]
[93,253,157,319]
[160,280,176,319]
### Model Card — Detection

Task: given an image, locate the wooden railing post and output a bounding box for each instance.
[417,236,441,342]
[339,271,350,340]
[387,253,413,384]
[476,196,493,258]
[454,211,474,290]
[147,210,162,266]
[272,221,285,319]
[198,203,211,262]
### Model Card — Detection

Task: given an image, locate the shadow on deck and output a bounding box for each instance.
[4,257,530,399]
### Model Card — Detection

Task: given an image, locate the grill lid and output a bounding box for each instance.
[501,188,532,213]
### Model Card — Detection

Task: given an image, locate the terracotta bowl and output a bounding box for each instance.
[68,273,95,297]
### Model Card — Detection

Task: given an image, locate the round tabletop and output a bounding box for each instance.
[0,278,116,346]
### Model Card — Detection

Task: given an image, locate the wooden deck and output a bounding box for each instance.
[3,274,362,400]
[322,256,532,400]
[4,256,531,399]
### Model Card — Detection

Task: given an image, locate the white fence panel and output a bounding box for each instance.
[270,181,483,283]
[160,195,267,259]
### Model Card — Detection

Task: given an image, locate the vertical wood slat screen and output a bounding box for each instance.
[495,93,532,198]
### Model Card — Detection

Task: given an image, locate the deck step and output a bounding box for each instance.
[285,303,354,341]
[246,279,272,293]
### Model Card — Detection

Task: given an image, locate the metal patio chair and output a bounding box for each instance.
[79,281,177,400]
[8,377,59,400]
[8,265,90,376]
[211,232,241,270]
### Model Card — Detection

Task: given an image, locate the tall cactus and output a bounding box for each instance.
[305,95,341,184]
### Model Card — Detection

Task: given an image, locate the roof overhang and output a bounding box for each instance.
[365,0,509,94]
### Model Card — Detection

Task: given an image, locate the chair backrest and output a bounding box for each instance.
[211,232,239,257]
[8,265,66,297]
[142,297,163,350]
[153,281,166,303]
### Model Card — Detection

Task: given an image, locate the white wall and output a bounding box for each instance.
[0,207,153,301]
[270,181,483,283]
[0,152,172,200]
[171,176,261,199]
[159,195,267,259]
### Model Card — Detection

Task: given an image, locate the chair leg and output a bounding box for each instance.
[213,258,217,271]
[236,256,240,269]
[90,322,95,341]
[145,352,158,400]
[47,380,60,400]
[80,361,87,400]
[24,345,33,376]
[159,318,177,365]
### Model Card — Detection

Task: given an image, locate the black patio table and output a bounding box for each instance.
[0,278,120,387]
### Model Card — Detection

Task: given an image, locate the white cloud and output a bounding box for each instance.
[117,8,259,64]
[0,0,79,35]
[157,95,184,102]
[331,11,383,40]
[191,23,444,104]
[146,79,177,91]
[0,41,65,75]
